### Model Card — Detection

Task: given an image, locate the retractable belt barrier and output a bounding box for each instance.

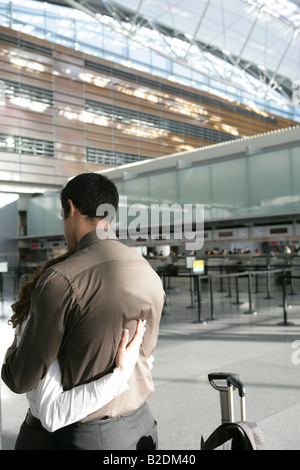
[159,266,296,326]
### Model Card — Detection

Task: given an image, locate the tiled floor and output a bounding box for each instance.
[1,272,300,450]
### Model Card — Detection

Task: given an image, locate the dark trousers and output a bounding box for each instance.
[15,411,57,450]
[15,402,157,450]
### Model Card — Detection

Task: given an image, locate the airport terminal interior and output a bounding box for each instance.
[0,0,300,450]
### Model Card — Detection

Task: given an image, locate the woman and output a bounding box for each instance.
[6,253,148,448]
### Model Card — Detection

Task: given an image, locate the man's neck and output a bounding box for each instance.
[75,219,112,248]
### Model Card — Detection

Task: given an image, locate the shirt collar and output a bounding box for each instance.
[77,228,118,252]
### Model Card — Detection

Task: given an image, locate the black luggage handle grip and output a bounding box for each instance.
[227,375,245,397]
[208,372,245,397]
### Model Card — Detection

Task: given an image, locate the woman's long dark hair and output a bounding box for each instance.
[9,252,70,329]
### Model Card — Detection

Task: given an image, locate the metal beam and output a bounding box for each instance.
[129,0,145,31]
[268,29,298,93]
[229,3,264,78]
[183,0,211,60]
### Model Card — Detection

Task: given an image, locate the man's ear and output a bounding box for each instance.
[68,199,77,217]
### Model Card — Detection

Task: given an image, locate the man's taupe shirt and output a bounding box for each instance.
[2,231,165,420]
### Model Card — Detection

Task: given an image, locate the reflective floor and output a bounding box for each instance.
[1,273,300,450]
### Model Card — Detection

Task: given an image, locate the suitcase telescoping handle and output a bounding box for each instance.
[208,372,246,423]
[208,372,245,397]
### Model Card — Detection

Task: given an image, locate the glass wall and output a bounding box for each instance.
[27,193,62,236]
[27,145,300,236]
[248,150,294,216]
[118,145,300,225]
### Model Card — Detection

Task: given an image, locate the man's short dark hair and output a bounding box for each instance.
[61,173,119,220]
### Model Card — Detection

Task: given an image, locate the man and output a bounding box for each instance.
[2,173,165,450]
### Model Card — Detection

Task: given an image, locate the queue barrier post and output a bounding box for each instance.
[232,269,244,306]
[254,269,260,294]
[278,270,294,327]
[289,267,297,296]
[244,272,257,315]
[205,274,218,322]
[187,272,195,309]
[264,265,273,300]
[193,274,207,324]
[218,265,226,293]
[226,269,232,298]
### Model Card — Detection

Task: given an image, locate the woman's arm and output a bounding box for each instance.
[35,320,146,432]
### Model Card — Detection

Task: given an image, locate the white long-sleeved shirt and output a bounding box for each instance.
[28,359,128,432]
[8,319,129,432]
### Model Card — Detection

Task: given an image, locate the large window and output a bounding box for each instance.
[0,133,54,157]
[0,0,299,123]
[4,80,53,109]
[86,147,151,166]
